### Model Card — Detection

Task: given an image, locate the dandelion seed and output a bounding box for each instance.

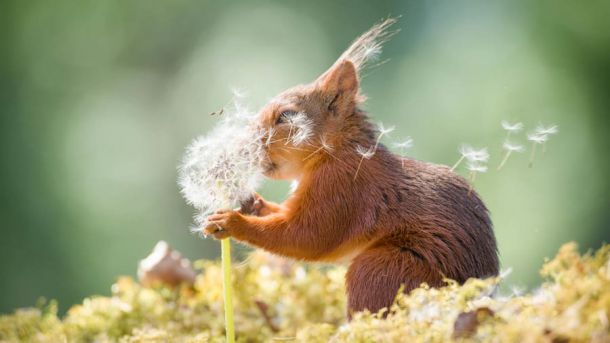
[451,145,489,171]
[302,134,335,161]
[377,122,395,137]
[353,145,375,181]
[497,141,525,171]
[535,124,559,136]
[527,131,551,167]
[467,148,490,162]
[499,267,513,280]
[510,285,525,297]
[501,121,524,139]
[230,87,247,100]
[535,124,558,153]
[394,137,413,168]
[356,145,376,159]
[285,112,313,146]
[467,162,487,193]
[393,137,414,151]
[468,162,488,174]
[353,122,394,180]
[503,141,526,153]
[528,133,548,144]
[320,135,334,152]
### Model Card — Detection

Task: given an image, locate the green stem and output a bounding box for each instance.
[221,238,235,343]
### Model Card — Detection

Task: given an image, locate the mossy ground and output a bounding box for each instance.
[1,243,609,342]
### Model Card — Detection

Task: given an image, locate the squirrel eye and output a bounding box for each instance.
[276,110,297,124]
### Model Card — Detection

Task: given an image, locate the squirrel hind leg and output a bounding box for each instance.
[345,240,443,319]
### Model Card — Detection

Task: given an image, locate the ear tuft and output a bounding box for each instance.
[316,60,359,114]
[312,18,398,115]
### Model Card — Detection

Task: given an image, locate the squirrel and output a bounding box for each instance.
[204,18,499,317]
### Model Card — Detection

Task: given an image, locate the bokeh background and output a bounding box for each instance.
[1,0,609,314]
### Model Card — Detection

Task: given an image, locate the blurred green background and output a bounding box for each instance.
[1,0,609,314]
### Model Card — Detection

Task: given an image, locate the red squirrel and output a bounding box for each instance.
[205,19,499,317]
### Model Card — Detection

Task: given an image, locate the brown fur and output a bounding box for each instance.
[205,19,499,318]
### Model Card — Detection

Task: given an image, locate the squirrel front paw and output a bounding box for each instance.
[204,209,243,240]
[240,193,267,216]
[240,192,281,216]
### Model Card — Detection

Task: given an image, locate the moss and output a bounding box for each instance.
[1,243,609,342]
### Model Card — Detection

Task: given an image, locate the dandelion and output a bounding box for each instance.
[353,123,394,180]
[178,94,265,343]
[451,145,489,171]
[497,141,525,170]
[178,118,265,223]
[501,121,524,139]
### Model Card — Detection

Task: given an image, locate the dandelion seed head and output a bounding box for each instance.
[501,121,524,133]
[502,141,525,153]
[178,96,265,227]
[393,137,414,150]
[356,145,375,159]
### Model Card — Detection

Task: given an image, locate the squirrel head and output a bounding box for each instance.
[256,18,397,180]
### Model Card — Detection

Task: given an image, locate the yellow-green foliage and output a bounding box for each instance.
[1,243,609,342]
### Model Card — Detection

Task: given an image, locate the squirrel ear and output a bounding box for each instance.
[316,60,359,115]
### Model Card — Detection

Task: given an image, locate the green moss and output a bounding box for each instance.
[1,244,609,342]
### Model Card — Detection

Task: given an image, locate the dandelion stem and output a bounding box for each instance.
[451,156,465,171]
[497,151,512,171]
[221,238,235,343]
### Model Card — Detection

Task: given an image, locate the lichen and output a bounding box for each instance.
[1,243,609,342]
